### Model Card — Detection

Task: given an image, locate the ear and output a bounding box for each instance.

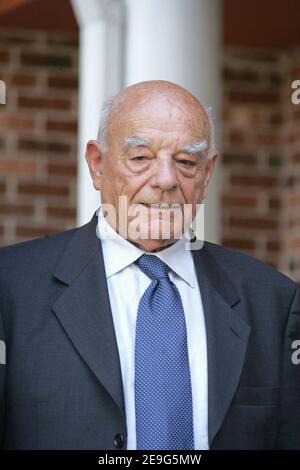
[202,152,218,200]
[85,140,104,191]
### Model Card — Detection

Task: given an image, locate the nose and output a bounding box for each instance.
[149,156,178,192]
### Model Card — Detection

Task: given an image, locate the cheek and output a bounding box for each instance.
[179,175,205,203]
[102,160,150,201]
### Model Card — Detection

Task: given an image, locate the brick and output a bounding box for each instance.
[269,113,282,125]
[229,91,280,105]
[222,50,300,274]
[18,182,69,197]
[16,226,59,238]
[222,238,255,250]
[293,153,300,163]
[48,76,78,89]
[18,138,71,154]
[288,219,298,230]
[47,206,76,218]
[0,115,35,130]
[289,238,300,250]
[229,217,278,230]
[0,29,78,248]
[223,67,259,82]
[47,163,77,176]
[11,74,36,87]
[0,203,34,216]
[266,240,281,252]
[287,132,300,145]
[0,158,37,175]
[46,119,77,133]
[18,95,72,111]
[231,175,277,188]
[258,134,279,146]
[20,53,72,68]
[222,195,257,208]
[293,109,300,121]
[229,131,245,144]
[0,51,9,63]
[289,194,300,208]
[291,67,300,80]
[267,72,282,84]
[222,154,256,165]
[231,109,260,126]
[269,198,281,210]
[222,110,231,123]
[228,51,278,62]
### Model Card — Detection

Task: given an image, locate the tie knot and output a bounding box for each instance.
[135,254,169,281]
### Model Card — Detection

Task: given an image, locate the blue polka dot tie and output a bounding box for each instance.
[134,254,194,450]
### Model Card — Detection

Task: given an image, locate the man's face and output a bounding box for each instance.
[86,94,217,251]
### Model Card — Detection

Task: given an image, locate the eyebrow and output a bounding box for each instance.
[178,139,208,156]
[124,136,150,147]
[124,135,208,156]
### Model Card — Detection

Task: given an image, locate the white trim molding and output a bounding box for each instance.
[71,0,125,225]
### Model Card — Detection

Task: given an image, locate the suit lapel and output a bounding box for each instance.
[192,245,251,447]
[52,214,125,418]
[51,215,251,444]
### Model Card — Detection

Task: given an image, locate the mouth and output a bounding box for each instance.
[139,203,182,210]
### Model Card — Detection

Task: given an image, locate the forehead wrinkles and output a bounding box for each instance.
[113,105,204,138]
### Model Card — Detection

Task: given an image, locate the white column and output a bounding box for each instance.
[71,0,124,225]
[125,0,222,243]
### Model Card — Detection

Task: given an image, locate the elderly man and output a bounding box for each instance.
[0,80,299,450]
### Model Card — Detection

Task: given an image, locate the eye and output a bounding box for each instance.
[132,156,147,161]
[177,159,197,166]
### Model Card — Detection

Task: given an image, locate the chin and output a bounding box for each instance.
[131,238,177,253]
[128,219,183,242]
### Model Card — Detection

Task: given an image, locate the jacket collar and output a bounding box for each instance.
[53,213,251,447]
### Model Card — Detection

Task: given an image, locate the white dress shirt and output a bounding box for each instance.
[97,208,208,450]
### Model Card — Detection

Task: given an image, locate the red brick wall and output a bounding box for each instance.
[222,47,300,282]
[1,31,299,283]
[0,28,78,246]
[281,50,300,282]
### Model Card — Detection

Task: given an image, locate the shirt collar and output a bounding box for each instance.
[97,206,196,287]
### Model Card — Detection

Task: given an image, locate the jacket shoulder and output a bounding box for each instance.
[0,227,78,277]
[203,241,297,292]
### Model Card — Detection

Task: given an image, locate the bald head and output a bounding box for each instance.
[97,80,215,157]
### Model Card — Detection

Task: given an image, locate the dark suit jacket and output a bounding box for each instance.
[0,213,299,450]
